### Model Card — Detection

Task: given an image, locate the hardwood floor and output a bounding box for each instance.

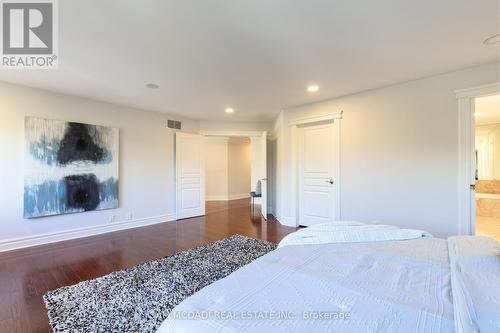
[0,199,297,333]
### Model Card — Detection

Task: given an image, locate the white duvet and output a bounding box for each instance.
[277,221,432,248]
[157,222,499,333]
[448,236,500,333]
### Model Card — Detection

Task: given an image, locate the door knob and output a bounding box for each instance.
[325,179,334,184]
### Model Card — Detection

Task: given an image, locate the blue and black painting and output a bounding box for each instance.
[24,119,119,218]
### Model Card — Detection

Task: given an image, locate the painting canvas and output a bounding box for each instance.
[24,117,119,218]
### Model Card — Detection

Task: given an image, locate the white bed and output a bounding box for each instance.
[157,223,500,333]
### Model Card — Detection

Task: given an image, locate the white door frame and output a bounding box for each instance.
[288,111,342,227]
[456,82,500,235]
[199,130,268,216]
[199,130,264,138]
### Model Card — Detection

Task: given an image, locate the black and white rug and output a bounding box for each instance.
[43,235,276,333]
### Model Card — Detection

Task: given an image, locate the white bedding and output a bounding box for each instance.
[157,223,499,333]
[278,221,432,248]
[448,236,500,333]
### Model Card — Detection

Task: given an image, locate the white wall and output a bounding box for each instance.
[204,136,251,200]
[204,137,229,200]
[0,82,198,250]
[272,62,499,237]
[228,138,251,198]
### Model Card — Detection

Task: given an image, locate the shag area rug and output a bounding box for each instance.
[43,235,276,333]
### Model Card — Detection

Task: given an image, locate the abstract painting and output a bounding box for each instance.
[24,117,119,218]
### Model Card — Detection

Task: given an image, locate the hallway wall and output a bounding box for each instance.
[228,138,252,199]
[205,137,251,200]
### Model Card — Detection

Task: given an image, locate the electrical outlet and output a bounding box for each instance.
[108,215,116,222]
[125,213,133,220]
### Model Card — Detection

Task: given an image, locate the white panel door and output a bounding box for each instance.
[298,123,336,226]
[260,131,267,219]
[176,132,205,219]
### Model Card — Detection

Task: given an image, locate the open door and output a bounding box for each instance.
[260,131,267,219]
[176,132,205,219]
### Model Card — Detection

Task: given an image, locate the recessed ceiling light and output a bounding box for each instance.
[225,108,234,114]
[474,112,483,117]
[145,83,159,89]
[483,34,500,45]
[307,84,319,93]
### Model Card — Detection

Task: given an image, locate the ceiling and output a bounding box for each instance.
[0,0,498,122]
[475,94,500,126]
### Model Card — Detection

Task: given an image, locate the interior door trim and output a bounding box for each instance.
[288,111,343,126]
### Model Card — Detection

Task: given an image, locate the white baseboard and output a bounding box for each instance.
[228,193,250,200]
[206,193,250,201]
[205,195,229,201]
[0,213,177,253]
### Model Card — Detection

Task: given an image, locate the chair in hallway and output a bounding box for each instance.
[250,180,262,216]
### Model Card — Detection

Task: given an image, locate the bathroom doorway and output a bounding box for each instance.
[474,93,500,241]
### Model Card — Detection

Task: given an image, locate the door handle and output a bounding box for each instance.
[325,179,334,184]
[470,184,476,190]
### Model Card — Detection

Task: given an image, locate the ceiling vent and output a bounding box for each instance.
[167,120,181,130]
